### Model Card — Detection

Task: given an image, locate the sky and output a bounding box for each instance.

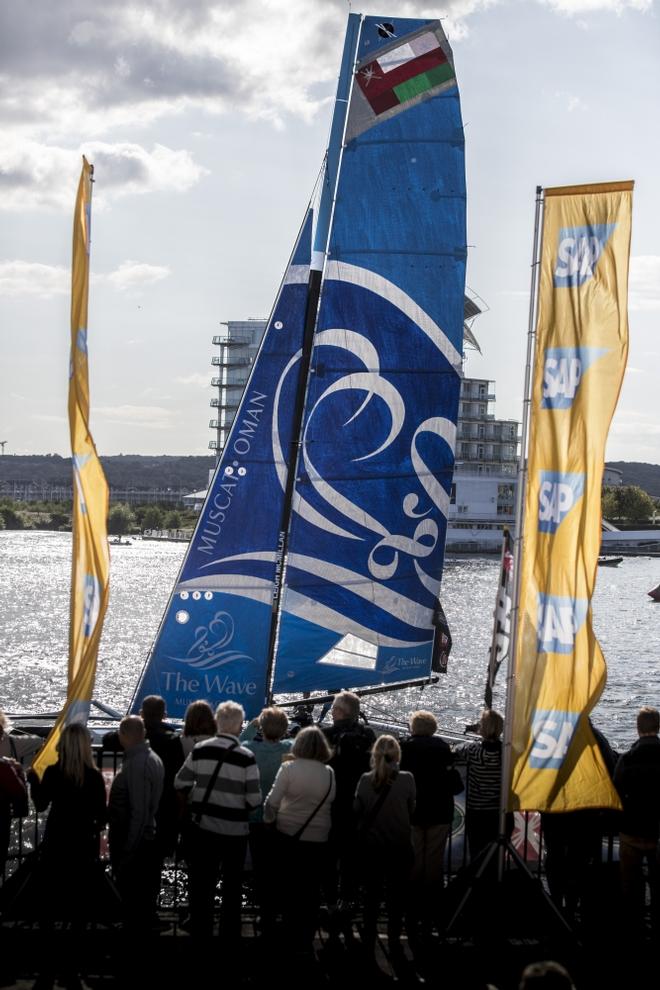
[1,0,658,462]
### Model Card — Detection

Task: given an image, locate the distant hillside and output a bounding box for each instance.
[606,462,660,497]
[2,455,658,498]
[0,454,215,491]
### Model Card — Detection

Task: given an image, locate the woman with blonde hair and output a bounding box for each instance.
[29,723,107,866]
[18,726,111,983]
[354,734,416,951]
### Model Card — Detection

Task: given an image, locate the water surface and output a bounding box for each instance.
[1,531,658,749]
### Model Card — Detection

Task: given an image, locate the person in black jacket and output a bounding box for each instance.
[400,710,457,932]
[540,720,619,925]
[613,705,660,938]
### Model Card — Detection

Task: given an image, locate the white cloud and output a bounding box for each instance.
[0,259,171,297]
[629,256,660,312]
[175,373,210,387]
[0,261,68,297]
[105,261,170,292]
[0,1,519,143]
[95,404,173,429]
[610,413,660,438]
[0,139,208,211]
[31,413,67,423]
[554,90,589,112]
[539,0,652,13]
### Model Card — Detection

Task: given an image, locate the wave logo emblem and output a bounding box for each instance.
[553,223,615,288]
[529,709,580,770]
[538,471,584,534]
[537,594,588,655]
[169,610,254,671]
[381,653,427,674]
[541,347,608,410]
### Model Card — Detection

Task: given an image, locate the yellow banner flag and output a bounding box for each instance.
[33,158,110,777]
[509,180,633,812]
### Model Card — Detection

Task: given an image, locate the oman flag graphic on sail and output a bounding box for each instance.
[357,31,455,116]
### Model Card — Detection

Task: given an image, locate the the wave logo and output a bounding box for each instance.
[541,347,607,410]
[169,610,254,671]
[382,654,427,674]
[537,594,588,655]
[538,471,584,534]
[553,223,615,288]
[529,709,580,770]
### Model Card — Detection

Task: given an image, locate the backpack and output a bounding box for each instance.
[0,757,29,819]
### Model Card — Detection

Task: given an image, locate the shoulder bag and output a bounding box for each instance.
[278,767,333,843]
[188,740,238,828]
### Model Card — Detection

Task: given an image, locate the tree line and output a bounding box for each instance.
[0,499,199,534]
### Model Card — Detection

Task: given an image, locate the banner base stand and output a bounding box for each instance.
[442,835,576,942]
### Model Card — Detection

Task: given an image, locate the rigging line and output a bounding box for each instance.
[128,195,319,716]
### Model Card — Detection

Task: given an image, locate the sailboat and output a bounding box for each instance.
[131,12,467,721]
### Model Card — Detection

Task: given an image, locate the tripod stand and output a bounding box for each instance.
[444,832,575,939]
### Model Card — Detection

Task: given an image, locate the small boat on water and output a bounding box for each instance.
[598,556,623,567]
[109,537,132,546]
[648,584,660,602]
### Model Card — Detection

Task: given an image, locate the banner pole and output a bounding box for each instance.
[484,528,508,709]
[497,185,545,879]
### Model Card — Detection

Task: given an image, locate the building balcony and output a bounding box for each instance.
[212,334,252,346]
[211,376,248,388]
[454,462,517,477]
[208,440,223,451]
[460,388,496,402]
[210,397,240,410]
[457,449,518,464]
[211,356,251,368]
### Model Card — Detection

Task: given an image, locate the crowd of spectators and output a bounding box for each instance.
[1,695,659,962]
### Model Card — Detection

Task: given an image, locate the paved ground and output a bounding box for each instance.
[0,917,652,990]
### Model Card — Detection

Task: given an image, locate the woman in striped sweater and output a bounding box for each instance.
[453,709,511,862]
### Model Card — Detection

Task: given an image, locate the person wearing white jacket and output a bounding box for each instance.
[264,726,335,951]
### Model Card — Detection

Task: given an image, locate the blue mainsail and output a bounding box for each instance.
[131,212,314,718]
[133,12,466,717]
[273,16,466,693]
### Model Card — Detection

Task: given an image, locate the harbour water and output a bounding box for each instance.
[1,530,658,750]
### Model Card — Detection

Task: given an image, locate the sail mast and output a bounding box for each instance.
[264,14,363,701]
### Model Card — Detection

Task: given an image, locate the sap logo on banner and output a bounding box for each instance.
[541,347,608,410]
[538,471,585,534]
[529,709,580,770]
[554,223,616,288]
[537,594,588,654]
